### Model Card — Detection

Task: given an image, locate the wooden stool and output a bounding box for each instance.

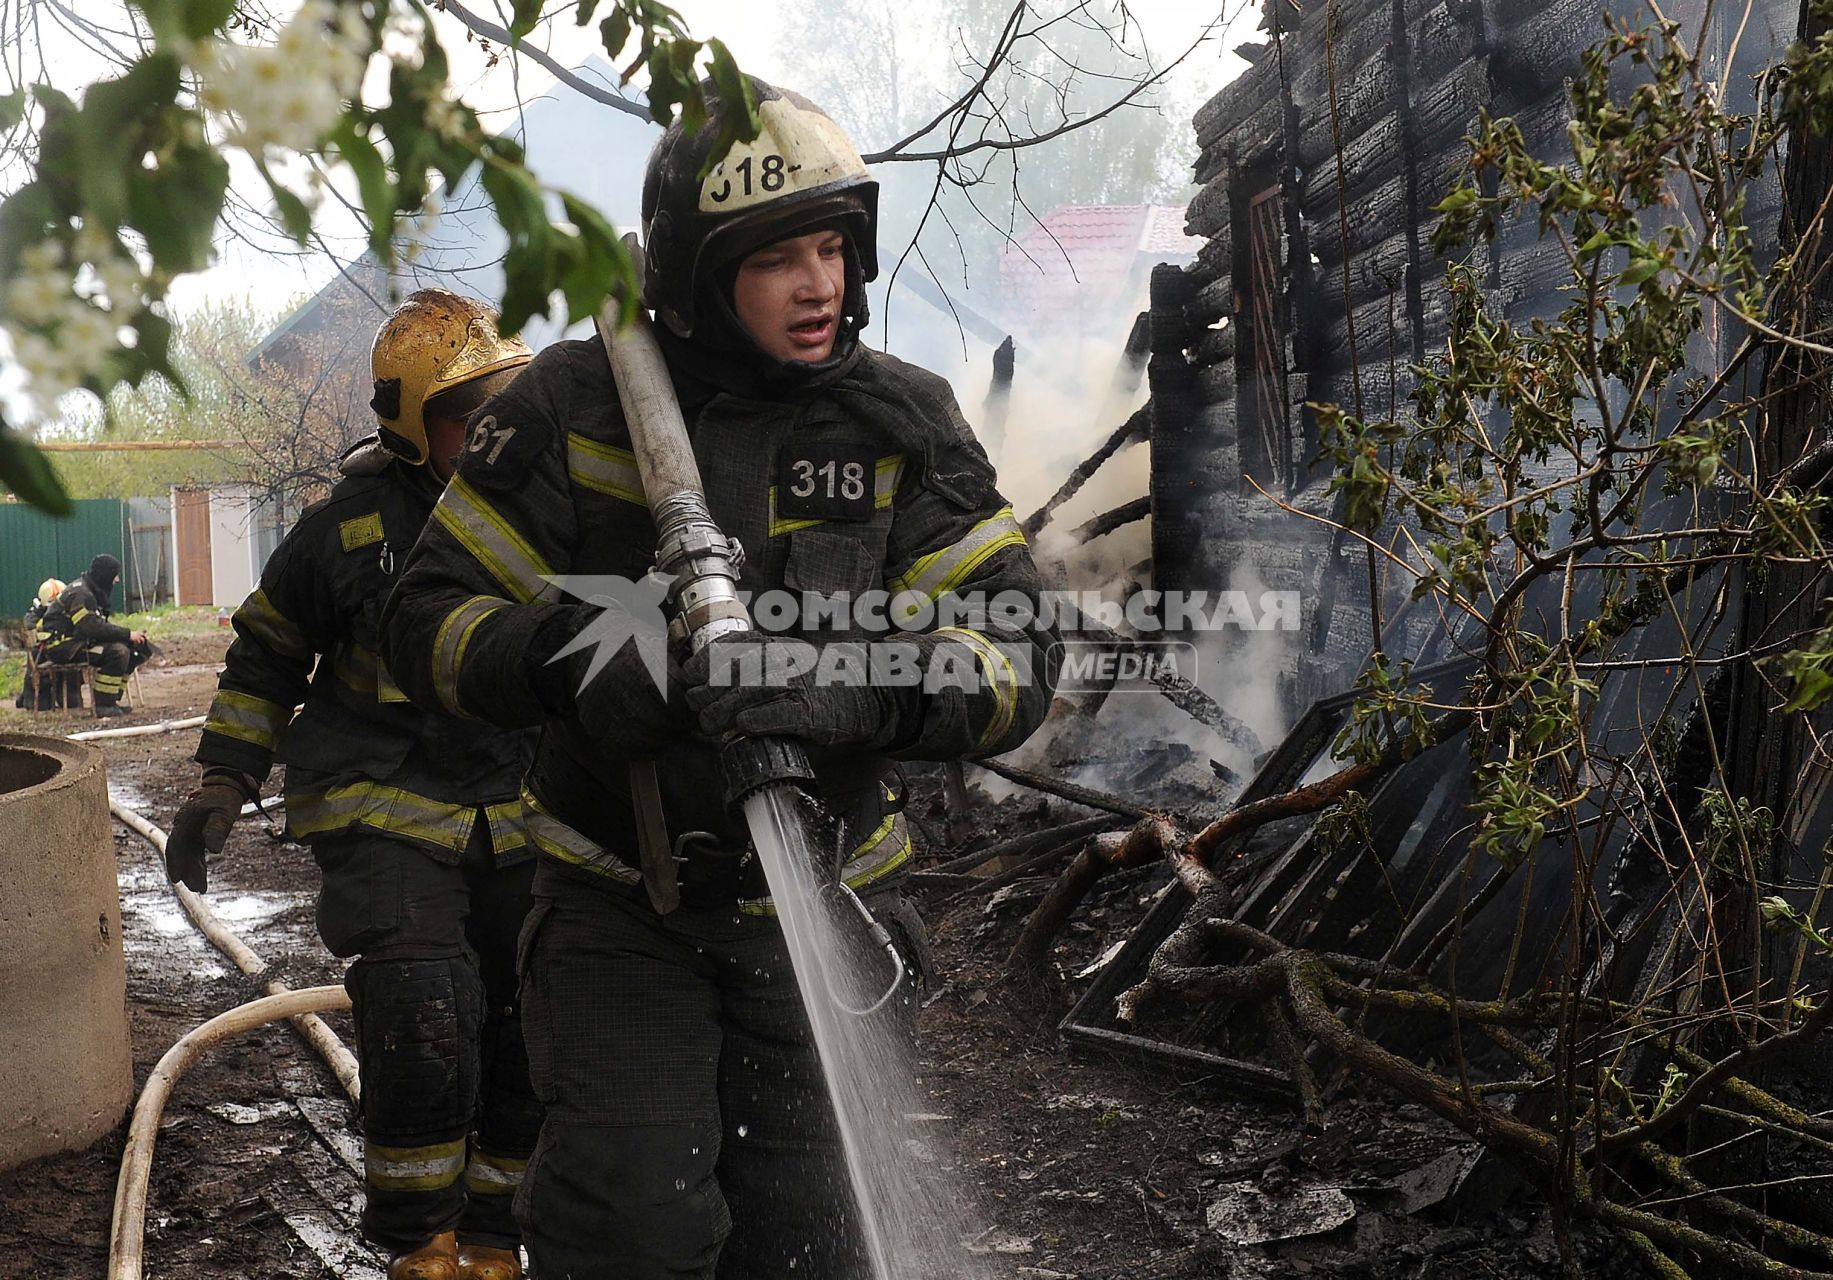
[20,629,99,717]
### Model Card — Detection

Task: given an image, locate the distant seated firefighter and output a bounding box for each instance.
[40,554,150,716]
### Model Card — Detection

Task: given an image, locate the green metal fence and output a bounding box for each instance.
[0,499,126,623]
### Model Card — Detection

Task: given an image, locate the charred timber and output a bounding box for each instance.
[1188,225,1234,289]
[1070,496,1151,545]
[1021,406,1150,539]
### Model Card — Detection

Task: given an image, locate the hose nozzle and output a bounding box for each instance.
[720,735,817,810]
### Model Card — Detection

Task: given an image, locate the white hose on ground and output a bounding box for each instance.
[68,715,207,741]
[107,985,352,1280]
[108,801,360,1103]
[65,711,285,812]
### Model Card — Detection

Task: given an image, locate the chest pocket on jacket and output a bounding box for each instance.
[783,529,880,630]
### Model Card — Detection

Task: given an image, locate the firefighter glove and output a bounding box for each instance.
[571,635,694,758]
[684,635,895,748]
[166,772,251,893]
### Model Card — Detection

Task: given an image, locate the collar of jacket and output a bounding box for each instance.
[340,434,444,505]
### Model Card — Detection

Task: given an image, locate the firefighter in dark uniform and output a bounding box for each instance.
[163,291,542,1280]
[41,554,150,714]
[17,577,78,709]
[381,81,1057,1279]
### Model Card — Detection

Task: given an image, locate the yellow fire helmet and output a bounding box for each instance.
[36,577,64,606]
[368,289,533,465]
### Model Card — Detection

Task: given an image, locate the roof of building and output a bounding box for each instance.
[999,203,1200,329]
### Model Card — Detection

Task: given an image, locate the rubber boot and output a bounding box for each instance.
[389,1231,460,1280]
[456,1242,523,1280]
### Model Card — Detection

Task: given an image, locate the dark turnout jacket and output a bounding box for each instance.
[195,441,534,862]
[43,574,131,647]
[380,337,1057,901]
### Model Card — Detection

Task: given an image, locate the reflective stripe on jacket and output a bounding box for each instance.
[195,441,534,863]
[381,339,1058,886]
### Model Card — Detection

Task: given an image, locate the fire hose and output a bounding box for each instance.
[595,255,905,1016]
[106,985,352,1280]
[105,802,360,1280]
[69,714,207,741]
[107,801,361,1100]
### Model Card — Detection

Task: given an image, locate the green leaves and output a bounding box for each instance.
[330,121,394,260]
[257,162,313,244]
[1777,618,1833,714]
[587,0,761,170]
[104,308,178,393]
[128,135,229,273]
[0,420,71,516]
[479,157,553,333]
[695,39,758,179]
[0,3,761,512]
[1760,896,1832,951]
[73,53,181,230]
[174,0,238,40]
[559,193,639,326]
[133,0,238,44]
[1314,401,1399,534]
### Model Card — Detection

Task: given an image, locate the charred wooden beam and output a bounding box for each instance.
[980,335,1015,458]
[969,757,1156,821]
[1021,406,1150,540]
[1070,496,1150,544]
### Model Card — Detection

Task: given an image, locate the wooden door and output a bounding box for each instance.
[174,488,212,606]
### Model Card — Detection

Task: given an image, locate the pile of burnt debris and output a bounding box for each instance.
[901,619,1833,1278]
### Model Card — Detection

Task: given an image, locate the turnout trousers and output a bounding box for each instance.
[311,820,540,1253]
[44,636,145,706]
[514,857,924,1280]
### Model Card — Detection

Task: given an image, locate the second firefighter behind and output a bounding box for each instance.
[164,291,540,1280]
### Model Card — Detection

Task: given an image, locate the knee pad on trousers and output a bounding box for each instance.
[518,1122,729,1279]
[346,955,483,1143]
[478,1009,542,1156]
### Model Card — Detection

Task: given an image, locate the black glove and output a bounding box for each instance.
[573,635,696,757]
[166,771,251,893]
[683,635,897,748]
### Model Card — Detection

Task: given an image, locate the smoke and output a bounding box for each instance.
[1190,557,1291,763]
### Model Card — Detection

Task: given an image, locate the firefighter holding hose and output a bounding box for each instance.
[164,291,542,1280]
[381,80,1057,1278]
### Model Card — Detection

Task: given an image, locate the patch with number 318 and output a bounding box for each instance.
[776,442,877,521]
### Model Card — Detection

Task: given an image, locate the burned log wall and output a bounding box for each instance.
[1153,0,1783,715]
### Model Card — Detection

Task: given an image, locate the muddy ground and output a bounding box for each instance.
[0,625,1643,1279]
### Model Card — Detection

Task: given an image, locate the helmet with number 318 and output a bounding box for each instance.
[369,289,533,465]
[641,77,880,342]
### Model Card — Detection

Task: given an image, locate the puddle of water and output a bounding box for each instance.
[143,901,207,940]
[207,892,295,927]
[108,780,154,811]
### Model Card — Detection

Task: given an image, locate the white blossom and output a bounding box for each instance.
[11,330,82,409]
[5,267,73,326]
[425,93,467,142]
[198,0,370,154]
[17,240,63,275]
[59,302,120,371]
